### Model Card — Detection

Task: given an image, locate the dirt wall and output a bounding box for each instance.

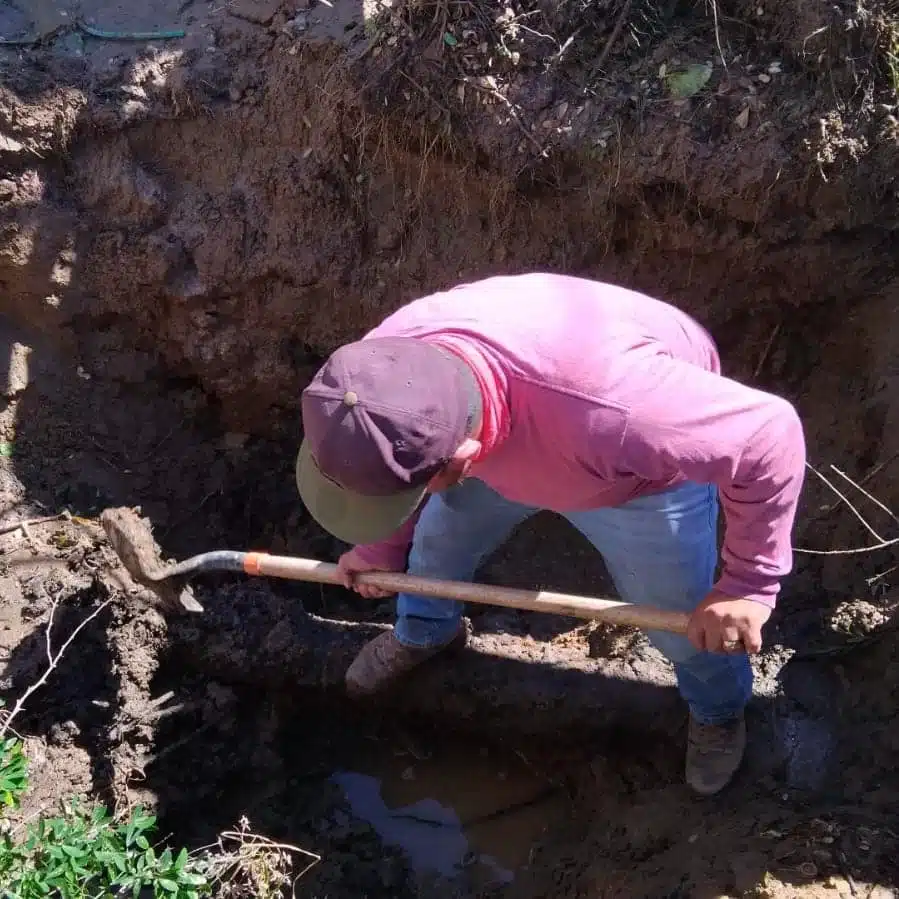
[3,0,899,609]
[2,2,898,417]
[3,3,899,896]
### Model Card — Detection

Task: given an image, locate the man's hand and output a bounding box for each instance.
[336,547,400,599]
[687,591,772,655]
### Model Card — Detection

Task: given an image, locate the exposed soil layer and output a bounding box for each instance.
[2,0,899,895]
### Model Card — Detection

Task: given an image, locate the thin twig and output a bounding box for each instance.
[0,598,112,737]
[144,722,214,765]
[830,464,899,526]
[594,0,632,73]
[815,452,899,518]
[219,831,321,864]
[552,29,581,64]
[866,565,897,587]
[706,0,727,70]
[0,511,71,538]
[203,825,322,893]
[399,69,451,117]
[794,536,899,556]
[753,322,781,378]
[147,690,176,710]
[44,600,57,669]
[462,79,548,158]
[804,463,883,541]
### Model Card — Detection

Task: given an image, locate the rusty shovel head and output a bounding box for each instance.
[100,507,204,614]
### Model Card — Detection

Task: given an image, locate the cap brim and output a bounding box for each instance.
[295,440,427,546]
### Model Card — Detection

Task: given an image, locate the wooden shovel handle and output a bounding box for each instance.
[243,553,689,635]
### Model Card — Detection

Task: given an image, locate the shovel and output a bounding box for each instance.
[100,506,689,634]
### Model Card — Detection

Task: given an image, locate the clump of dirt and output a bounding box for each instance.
[100,505,205,612]
[2,0,899,895]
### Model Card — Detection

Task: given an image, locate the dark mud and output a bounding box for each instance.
[2,498,898,897]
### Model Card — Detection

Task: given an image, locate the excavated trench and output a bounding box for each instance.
[3,0,899,894]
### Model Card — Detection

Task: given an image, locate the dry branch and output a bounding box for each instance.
[795,461,899,556]
[0,596,112,737]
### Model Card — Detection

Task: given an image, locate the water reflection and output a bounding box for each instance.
[330,740,566,886]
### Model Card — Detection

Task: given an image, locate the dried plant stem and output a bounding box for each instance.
[0,597,112,737]
[804,463,884,542]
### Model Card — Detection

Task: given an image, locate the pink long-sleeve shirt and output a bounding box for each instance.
[352,273,806,607]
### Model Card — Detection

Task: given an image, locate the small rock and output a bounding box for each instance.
[0,134,25,155]
[758,73,771,83]
[228,0,282,25]
[286,12,308,32]
[48,720,81,748]
[735,106,750,129]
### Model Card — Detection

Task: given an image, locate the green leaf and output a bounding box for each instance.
[96,849,128,873]
[664,62,712,98]
[91,806,109,824]
[176,871,207,887]
[159,878,178,892]
[0,442,14,457]
[133,811,156,830]
[174,848,188,872]
[442,31,457,46]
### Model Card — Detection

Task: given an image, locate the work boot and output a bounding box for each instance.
[685,713,746,796]
[345,626,467,698]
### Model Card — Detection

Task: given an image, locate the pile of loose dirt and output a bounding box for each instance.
[3,0,899,895]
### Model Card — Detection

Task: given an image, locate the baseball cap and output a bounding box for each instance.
[296,336,481,546]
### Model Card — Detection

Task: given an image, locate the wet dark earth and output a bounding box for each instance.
[1,313,899,899]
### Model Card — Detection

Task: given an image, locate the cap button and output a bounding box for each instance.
[342,390,359,407]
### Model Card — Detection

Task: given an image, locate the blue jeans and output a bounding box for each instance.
[394,478,752,725]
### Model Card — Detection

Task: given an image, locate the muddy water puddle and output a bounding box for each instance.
[328,730,569,888]
[152,690,575,897]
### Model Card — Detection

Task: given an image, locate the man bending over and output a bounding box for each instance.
[295,273,806,796]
